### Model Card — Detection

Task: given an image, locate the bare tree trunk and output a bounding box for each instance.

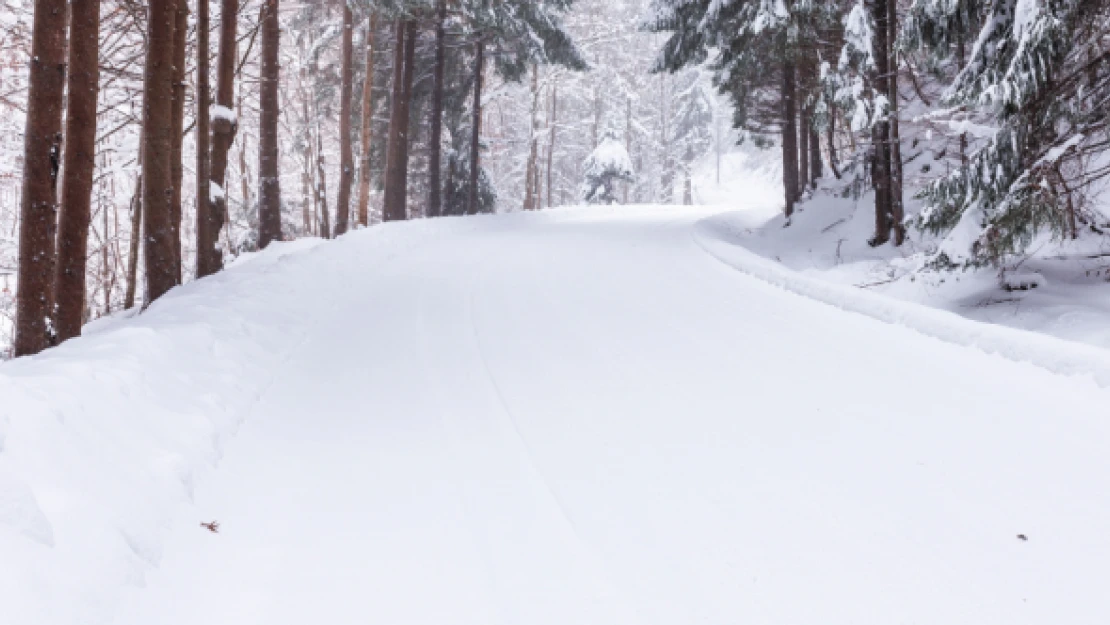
[809,123,822,185]
[887,0,905,246]
[258,0,283,248]
[868,0,892,246]
[170,0,188,281]
[799,105,810,196]
[195,0,213,277]
[826,94,841,179]
[782,56,799,218]
[427,0,445,218]
[334,2,355,236]
[142,0,180,304]
[523,66,539,211]
[203,0,237,276]
[124,171,142,311]
[14,0,67,356]
[623,96,632,204]
[358,11,378,225]
[467,38,485,216]
[53,0,100,343]
[546,79,558,208]
[660,76,673,204]
[382,20,410,222]
[316,122,330,236]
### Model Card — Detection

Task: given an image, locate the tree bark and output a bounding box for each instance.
[53,0,101,344]
[258,0,283,248]
[357,11,377,226]
[382,20,408,222]
[334,2,355,236]
[142,0,180,304]
[315,121,330,236]
[868,0,892,246]
[427,0,445,218]
[799,105,810,196]
[781,56,799,218]
[546,79,558,209]
[887,0,905,246]
[170,0,188,281]
[14,0,67,356]
[195,0,212,277]
[203,0,238,276]
[809,122,822,185]
[51,0,99,340]
[467,38,485,216]
[124,158,142,311]
[523,65,539,211]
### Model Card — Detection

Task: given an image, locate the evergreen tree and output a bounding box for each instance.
[581,130,635,205]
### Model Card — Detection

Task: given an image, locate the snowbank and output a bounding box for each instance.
[695,211,1110,388]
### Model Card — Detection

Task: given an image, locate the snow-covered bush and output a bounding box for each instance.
[581,131,634,205]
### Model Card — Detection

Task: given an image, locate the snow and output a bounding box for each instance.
[5,208,1110,624]
[210,105,237,126]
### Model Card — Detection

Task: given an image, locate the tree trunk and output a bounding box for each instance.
[809,123,822,185]
[523,65,539,211]
[53,0,100,344]
[888,0,905,245]
[203,0,237,276]
[799,105,810,196]
[334,2,355,236]
[826,94,841,179]
[467,38,485,216]
[358,11,378,225]
[782,56,799,218]
[660,76,673,204]
[868,0,892,246]
[316,122,330,236]
[258,0,283,248]
[427,0,445,218]
[170,0,188,281]
[546,79,558,208]
[382,20,409,222]
[14,0,67,356]
[142,0,180,304]
[195,0,213,277]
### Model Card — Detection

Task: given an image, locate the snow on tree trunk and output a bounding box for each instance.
[581,131,634,205]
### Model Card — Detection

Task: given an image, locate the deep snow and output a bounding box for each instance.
[3,207,1110,625]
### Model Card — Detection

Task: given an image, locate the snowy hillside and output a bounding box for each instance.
[4,208,1110,625]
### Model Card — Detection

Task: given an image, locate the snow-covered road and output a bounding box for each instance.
[6,207,1110,624]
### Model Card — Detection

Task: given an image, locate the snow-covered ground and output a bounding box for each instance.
[4,206,1110,625]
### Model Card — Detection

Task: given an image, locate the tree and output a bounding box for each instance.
[258,0,284,248]
[52,0,101,343]
[581,130,634,205]
[13,0,67,356]
[334,1,355,236]
[357,10,378,226]
[142,0,181,304]
[170,1,189,278]
[427,0,447,218]
[382,18,415,223]
[195,0,214,277]
[202,0,239,276]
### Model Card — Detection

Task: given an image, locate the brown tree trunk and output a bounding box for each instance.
[53,0,100,344]
[124,164,142,310]
[467,38,485,216]
[887,0,905,246]
[357,11,377,226]
[826,94,841,179]
[170,0,188,281]
[142,0,180,304]
[868,0,892,246]
[382,20,409,222]
[203,0,238,276]
[799,105,810,196]
[14,0,67,356]
[547,79,558,208]
[195,0,212,277]
[427,0,446,218]
[810,123,822,185]
[334,2,355,236]
[258,0,283,248]
[316,122,331,236]
[523,66,539,211]
[782,56,799,218]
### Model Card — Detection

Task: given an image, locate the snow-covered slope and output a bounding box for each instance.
[4,207,1110,625]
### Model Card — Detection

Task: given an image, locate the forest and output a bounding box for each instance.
[2,0,1109,356]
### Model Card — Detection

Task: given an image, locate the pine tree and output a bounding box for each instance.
[581,130,635,205]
